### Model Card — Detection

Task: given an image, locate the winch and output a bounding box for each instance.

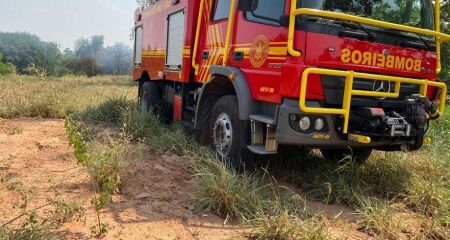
[348,94,438,144]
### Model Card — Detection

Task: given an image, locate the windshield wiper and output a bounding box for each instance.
[334,20,376,41]
[385,29,433,50]
[412,33,431,50]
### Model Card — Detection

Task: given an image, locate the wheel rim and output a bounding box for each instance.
[140,91,149,112]
[212,112,233,158]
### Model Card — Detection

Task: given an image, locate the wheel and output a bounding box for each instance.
[139,81,161,114]
[320,148,372,164]
[209,95,253,171]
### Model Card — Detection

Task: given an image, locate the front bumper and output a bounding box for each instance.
[275,99,410,148]
[299,68,447,135]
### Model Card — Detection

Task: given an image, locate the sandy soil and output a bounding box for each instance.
[0,119,247,240]
[0,119,370,239]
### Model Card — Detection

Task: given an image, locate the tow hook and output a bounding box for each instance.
[423,136,432,145]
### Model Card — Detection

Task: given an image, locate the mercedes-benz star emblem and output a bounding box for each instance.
[372,80,391,100]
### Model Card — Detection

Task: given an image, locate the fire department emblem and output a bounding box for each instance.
[250,35,269,68]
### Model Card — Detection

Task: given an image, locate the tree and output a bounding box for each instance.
[98,43,132,75]
[53,49,82,76]
[0,31,132,76]
[137,0,160,8]
[74,35,105,77]
[0,32,61,74]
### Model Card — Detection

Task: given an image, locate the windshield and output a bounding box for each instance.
[300,0,434,30]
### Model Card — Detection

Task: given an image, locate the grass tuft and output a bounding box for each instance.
[355,199,404,240]
[0,223,55,240]
[249,211,329,240]
[194,161,268,220]
[405,176,448,216]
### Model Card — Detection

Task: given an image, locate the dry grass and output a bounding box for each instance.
[0,74,134,119]
[117,104,330,238]
[1,74,449,239]
[263,111,450,238]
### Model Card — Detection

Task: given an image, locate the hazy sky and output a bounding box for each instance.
[0,0,138,50]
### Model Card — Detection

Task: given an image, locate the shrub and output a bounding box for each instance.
[0,53,16,75]
[65,117,136,237]
[0,62,16,75]
[77,96,132,124]
[0,223,55,240]
[0,198,84,240]
[86,137,134,208]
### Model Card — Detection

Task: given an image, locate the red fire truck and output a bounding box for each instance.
[133,0,449,168]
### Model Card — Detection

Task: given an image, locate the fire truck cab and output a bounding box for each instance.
[133,0,449,168]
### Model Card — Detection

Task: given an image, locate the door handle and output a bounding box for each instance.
[202,51,209,60]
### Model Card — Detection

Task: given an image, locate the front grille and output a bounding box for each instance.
[321,75,421,107]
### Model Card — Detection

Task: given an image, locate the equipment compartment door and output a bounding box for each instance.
[134,26,143,66]
[166,10,185,71]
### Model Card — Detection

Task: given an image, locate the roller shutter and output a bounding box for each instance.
[166,11,185,70]
[134,27,143,65]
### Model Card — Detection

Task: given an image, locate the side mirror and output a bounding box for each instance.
[279,15,289,27]
[238,0,258,12]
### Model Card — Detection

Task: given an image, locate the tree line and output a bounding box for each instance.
[0,32,132,77]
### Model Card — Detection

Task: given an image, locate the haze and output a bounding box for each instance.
[0,0,137,49]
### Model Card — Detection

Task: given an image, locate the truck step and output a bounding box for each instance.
[247,145,277,155]
[181,120,194,128]
[189,90,200,95]
[185,106,196,112]
[249,115,275,125]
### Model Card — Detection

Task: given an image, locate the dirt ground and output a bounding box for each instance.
[0,119,369,240]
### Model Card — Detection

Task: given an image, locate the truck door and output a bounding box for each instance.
[231,0,290,103]
[195,0,232,83]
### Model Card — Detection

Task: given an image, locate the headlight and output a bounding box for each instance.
[299,117,311,131]
[315,118,325,131]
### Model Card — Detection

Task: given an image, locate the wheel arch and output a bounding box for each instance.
[138,71,151,98]
[139,71,151,87]
[194,65,255,129]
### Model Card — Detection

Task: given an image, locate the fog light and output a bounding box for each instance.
[299,117,311,131]
[315,118,324,131]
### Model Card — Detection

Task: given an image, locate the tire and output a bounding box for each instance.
[209,95,254,171]
[139,81,161,114]
[320,148,373,164]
